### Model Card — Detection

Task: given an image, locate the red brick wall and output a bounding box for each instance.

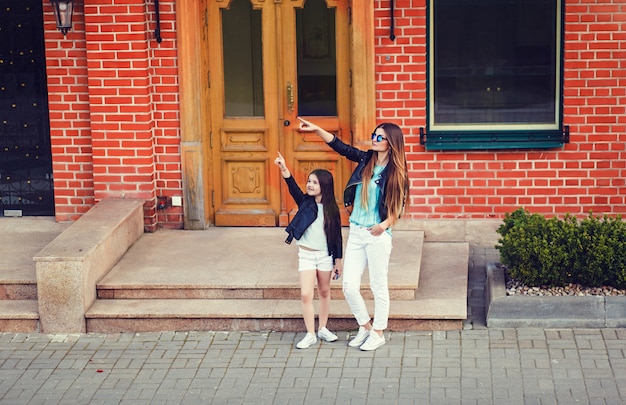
[375,0,626,219]
[44,0,182,229]
[44,1,93,221]
[44,0,625,228]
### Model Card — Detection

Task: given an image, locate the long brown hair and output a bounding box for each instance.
[359,123,409,225]
[310,169,342,253]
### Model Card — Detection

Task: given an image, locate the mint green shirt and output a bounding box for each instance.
[349,164,385,229]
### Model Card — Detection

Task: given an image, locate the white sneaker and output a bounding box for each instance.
[348,327,370,347]
[317,327,338,342]
[296,333,317,349]
[360,331,386,351]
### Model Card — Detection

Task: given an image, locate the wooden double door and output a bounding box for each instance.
[208,0,351,226]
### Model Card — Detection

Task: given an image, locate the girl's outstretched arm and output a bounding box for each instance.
[274,151,291,178]
[276,152,305,205]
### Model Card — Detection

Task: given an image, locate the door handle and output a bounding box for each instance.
[286,82,294,113]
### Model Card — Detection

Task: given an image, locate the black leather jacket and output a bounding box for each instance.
[283,175,342,262]
[327,135,390,222]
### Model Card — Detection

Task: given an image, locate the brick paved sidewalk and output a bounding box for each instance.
[1,328,625,404]
[1,246,624,404]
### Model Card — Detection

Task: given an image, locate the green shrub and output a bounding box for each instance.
[496,208,626,288]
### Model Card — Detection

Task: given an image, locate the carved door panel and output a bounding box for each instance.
[277,0,351,226]
[208,0,350,226]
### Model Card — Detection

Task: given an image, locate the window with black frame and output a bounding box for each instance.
[425,0,566,150]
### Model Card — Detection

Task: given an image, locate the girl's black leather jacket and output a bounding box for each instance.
[283,175,342,262]
[327,135,390,222]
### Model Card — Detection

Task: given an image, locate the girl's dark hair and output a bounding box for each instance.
[310,169,342,257]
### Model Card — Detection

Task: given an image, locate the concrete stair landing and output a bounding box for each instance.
[87,228,469,332]
[0,216,469,333]
[0,218,68,332]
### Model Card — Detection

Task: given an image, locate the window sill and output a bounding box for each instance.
[420,128,568,151]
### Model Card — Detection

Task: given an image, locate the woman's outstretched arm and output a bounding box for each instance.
[297,117,335,143]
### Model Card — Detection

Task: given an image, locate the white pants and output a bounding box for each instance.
[342,223,393,331]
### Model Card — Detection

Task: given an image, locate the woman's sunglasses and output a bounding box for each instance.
[371,133,387,142]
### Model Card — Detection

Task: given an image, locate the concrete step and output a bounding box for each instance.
[0,300,39,332]
[0,282,37,300]
[0,221,469,333]
[97,287,416,301]
[0,217,65,332]
[96,229,424,301]
[0,217,66,302]
[86,242,469,332]
[86,298,462,332]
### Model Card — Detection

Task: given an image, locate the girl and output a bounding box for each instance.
[274,152,343,349]
[297,117,409,351]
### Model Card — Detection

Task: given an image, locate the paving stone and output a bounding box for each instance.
[1,242,626,403]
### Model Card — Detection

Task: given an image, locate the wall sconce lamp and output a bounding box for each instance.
[50,0,74,35]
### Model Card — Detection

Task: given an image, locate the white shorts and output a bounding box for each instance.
[298,247,333,272]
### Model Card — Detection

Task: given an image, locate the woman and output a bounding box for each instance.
[297,117,409,351]
[274,152,343,349]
